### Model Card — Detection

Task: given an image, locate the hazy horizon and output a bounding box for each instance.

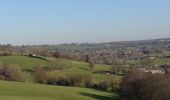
[0,0,170,45]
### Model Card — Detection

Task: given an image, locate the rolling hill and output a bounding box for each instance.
[0,56,117,81]
[0,55,120,100]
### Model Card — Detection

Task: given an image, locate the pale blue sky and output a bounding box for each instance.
[0,0,170,45]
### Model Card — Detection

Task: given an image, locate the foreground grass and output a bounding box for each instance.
[0,81,119,100]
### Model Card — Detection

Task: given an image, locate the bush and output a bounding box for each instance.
[47,60,70,71]
[46,72,69,86]
[34,66,47,84]
[66,73,93,87]
[110,77,122,92]
[0,75,5,80]
[91,77,122,92]
[0,52,12,56]
[98,80,111,91]
[0,64,22,81]
[121,70,170,100]
[110,66,130,75]
[34,67,122,92]
[83,74,93,88]
[34,69,93,88]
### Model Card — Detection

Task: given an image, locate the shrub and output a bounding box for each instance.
[47,60,69,71]
[46,72,69,86]
[110,77,122,92]
[121,70,170,100]
[140,59,154,66]
[34,66,47,83]
[0,64,22,81]
[82,74,93,88]
[67,73,93,87]
[98,80,111,91]
[0,52,12,56]
[110,66,130,75]
[34,69,93,88]
[0,75,5,80]
[34,67,122,92]
[91,77,122,92]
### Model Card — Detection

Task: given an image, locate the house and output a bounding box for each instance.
[145,69,165,74]
[32,54,37,57]
[149,56,155,60]
[28,53,37,57]
[136,66,165,74]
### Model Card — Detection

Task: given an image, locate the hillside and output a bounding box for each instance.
[0,56,117,81]
[0,80,119,100]
[0,56,48,70]
[0,56,120,100]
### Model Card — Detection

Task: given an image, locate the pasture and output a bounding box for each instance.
[0,80,119,100]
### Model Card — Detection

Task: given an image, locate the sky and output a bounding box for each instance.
[0,0,170,45]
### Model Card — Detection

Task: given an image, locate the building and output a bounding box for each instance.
[136,66,165,74]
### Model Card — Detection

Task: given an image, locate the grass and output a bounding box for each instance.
[154,58,170,65]
[0,56,120,100]
[0,56,48,70]
[0,56,119,81]
[0,80,119,100]
[0,56,110,71]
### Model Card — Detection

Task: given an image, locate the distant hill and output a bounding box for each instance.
[25,37,170,51]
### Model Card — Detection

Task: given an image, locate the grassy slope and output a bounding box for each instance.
[0,56,116,81]
[0,56,120,99]
[0,81,119,100]
[0,56,110,71]
[0,56,48,70]
[154,58,170,65]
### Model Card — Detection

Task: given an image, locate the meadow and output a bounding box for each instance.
[0,56,118,82]
[0,80,119,100]
[0,56,120,100]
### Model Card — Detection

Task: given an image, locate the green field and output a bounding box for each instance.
[0,56,117,81]
[0,56,120,100]
[0,56,110,71]
[0,80,119,100]
[0,56,48,70]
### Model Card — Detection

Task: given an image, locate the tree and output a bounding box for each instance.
[85,54,90,62]
[121,70,170,100]
[0,64,22,81]
[85,54,95,68]
[89,61,94,69]
[52,51,61,58]
[140,59,154,66]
